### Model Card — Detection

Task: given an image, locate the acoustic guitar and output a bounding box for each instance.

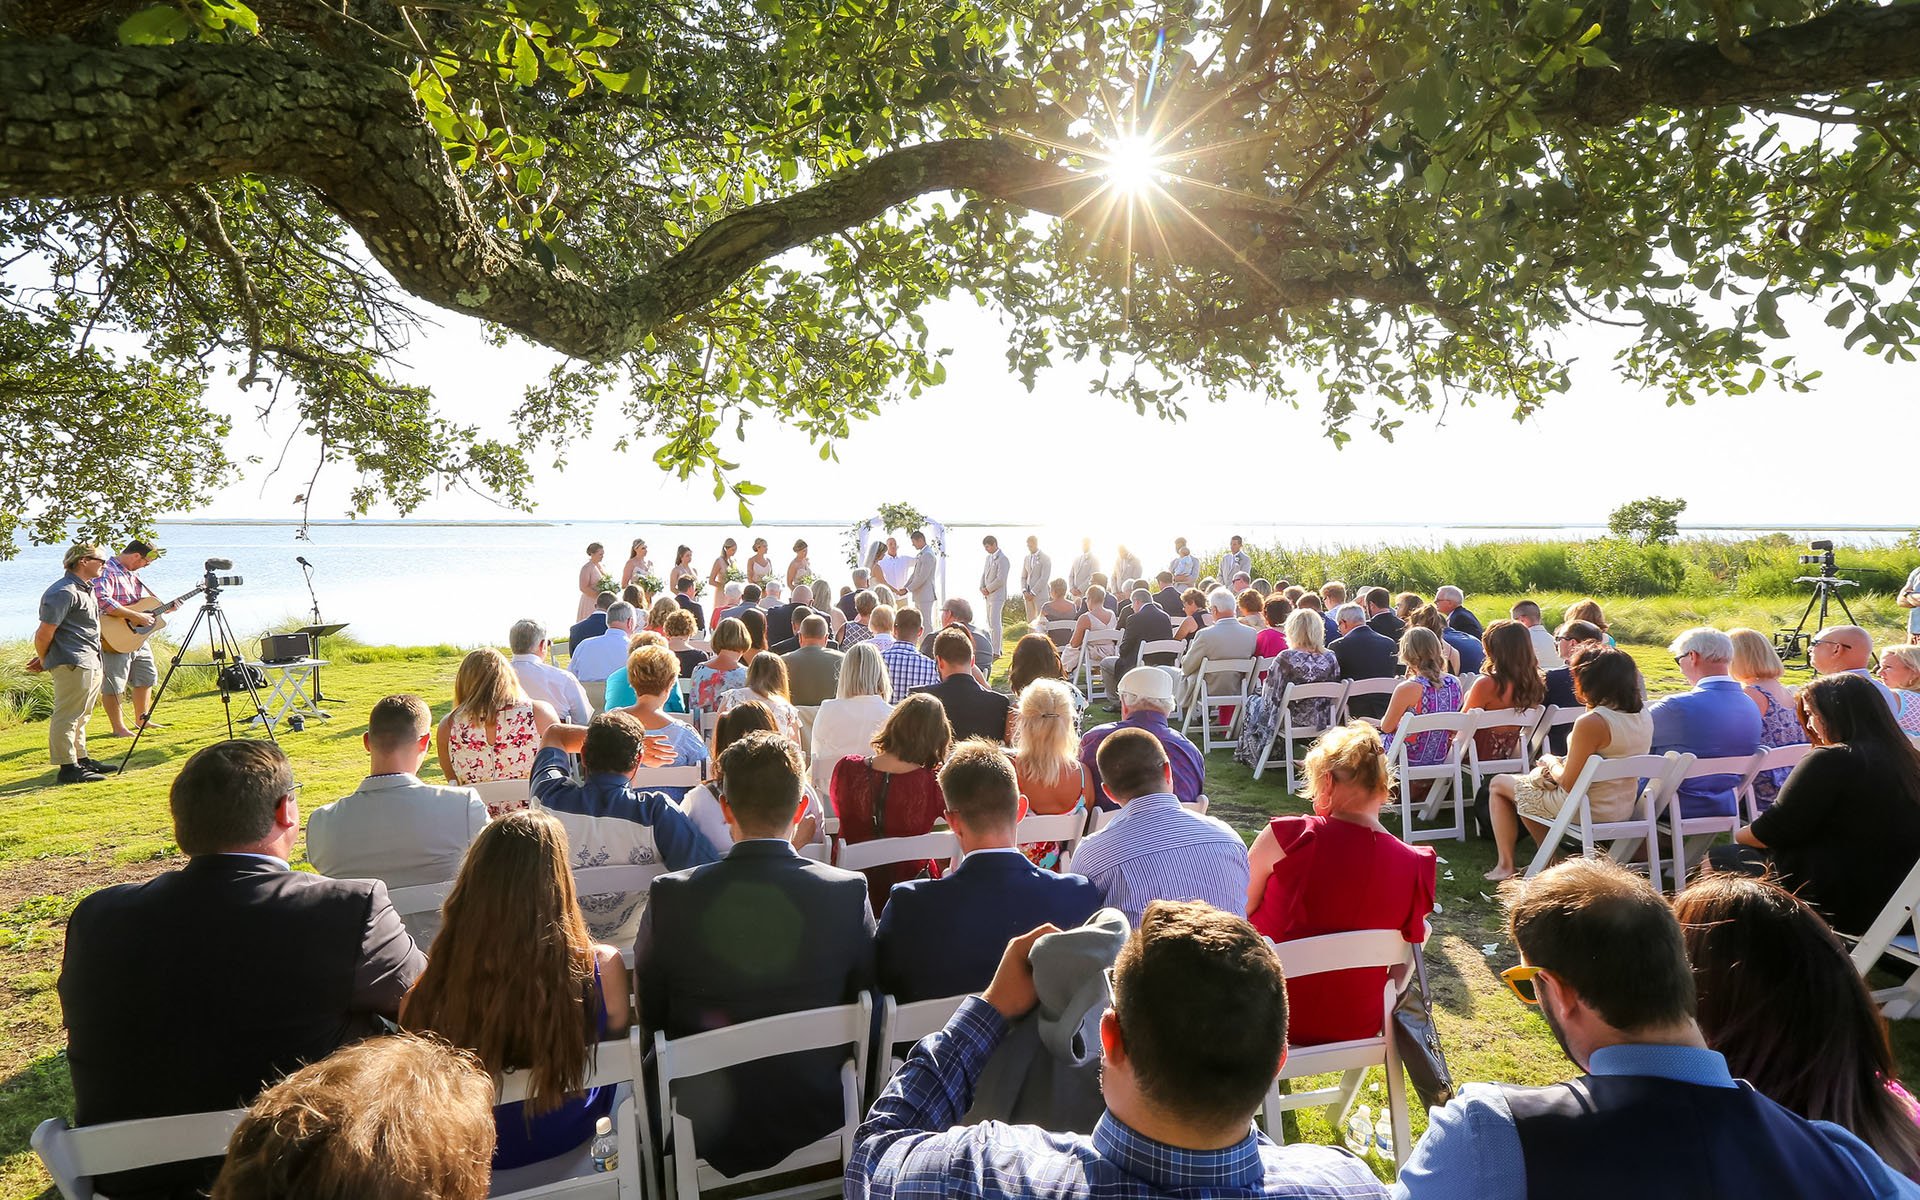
[100,586,205,655]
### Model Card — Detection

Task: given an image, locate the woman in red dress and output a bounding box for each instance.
[830,693,954,915]
[1246,722,1436,1046]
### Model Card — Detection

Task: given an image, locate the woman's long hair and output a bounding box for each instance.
[1009,634,1065,694]
[1676,874,1920,1180]
[400,811,596,1116]
[1014,678,1078,788]
[1398,626,1448,686]
[450,649,528,745]
[1480,619,1547,710]
[1799,674,1920,810]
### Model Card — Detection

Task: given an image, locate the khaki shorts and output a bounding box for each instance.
[101,647,157,695]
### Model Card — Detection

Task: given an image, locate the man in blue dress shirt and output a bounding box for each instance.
[1394,857,1920,1199]
[1648,627,1762,819]
[849,900,1387,1199]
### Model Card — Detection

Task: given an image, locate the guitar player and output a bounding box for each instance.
[91,540,176,738]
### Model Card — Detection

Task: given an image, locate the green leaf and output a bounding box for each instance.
[118,5,193,44]
[592,70,634,92]
[738,498,755,525]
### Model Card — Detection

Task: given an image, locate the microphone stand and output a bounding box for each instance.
[297,557,329,705]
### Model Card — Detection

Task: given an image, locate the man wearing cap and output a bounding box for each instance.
[31,544,114,783]
[92,540,175,738]
[1078,667,1205,810]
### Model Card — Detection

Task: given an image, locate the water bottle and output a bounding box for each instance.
[590,1116,617,1173]
[1344,1104,1375,1156]
[1373,1109,1395,1160]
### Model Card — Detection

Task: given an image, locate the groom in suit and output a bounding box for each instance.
[905,529,938,615]
[876,739,1104,1001]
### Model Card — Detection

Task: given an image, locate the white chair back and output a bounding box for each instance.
[1137,638,1183,664]
[1664,752,1761,886]
[1464,707,1543,795]
[877,993,971,1075]
[1453,672,1480,697]
[34,1109,246,1200]
[630,766,705,792]
[1015,811,1089,870]
[1042,619,1079,645]
[1338,677,1400,725]
[1848,855,1920,1018]
[834,830,960,873]
[582,678,608,716]
[1385,711,1478,843]
[1181,657,1257,754]
[1741,742,1811,822]
[384,877,458,920]
[473,778,532,813]
[1250,680,1350,789]
[491,1033,646,1200]
[1524,752,1693,890]
[1527,704,1584,757]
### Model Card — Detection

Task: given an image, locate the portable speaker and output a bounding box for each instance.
[259,633,311,663]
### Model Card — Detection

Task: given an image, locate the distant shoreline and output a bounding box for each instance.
[148,518,1919,533]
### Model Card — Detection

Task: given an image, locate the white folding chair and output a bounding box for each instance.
[1847,856,1920,1018]
[1249,681,1349,790]
[1042,619,1079,647]
[834,830,960,873]
[1453,672,1479,697]
[1524,752,1693,892]
[1339,677,1400,726]
[793,705,821,756]
[876,993,970,1076]
[1384,712,1477,843]
[1664,752,1761,887]
[384,877,457,922]
[1015,811,1089,871]
[1740,742,1811,823]
[1527,704,1584,758]
[583,678,608,716]
[474,778,532,813]
[1464,707,1543,798]
[35,1108,246,1200]
[1075,627,1124,701]
[1180,657,1257,753]
[652,996,873,1200]
[630,766,706,792]
[490,1034,646,1200]
[1138,639,1186,708]
[1259,929,1417,1169]
[1189,794,1210,816]
[575,863,668,969]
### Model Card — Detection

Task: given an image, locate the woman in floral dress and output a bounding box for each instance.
[1235,608,1341,768]
[436,648,557,814]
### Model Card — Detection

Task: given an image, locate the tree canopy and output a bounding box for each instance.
[3,0,1918,553]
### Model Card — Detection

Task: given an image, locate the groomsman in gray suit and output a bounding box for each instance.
[905,530,938,615]
[1068,538,1098,599]
[1219,535,1252,587]
[1021,535,1052,624]
[979,535,1011,653]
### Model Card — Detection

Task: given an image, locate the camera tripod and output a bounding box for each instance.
[1775,575,1859,665]
[118,583,277,771]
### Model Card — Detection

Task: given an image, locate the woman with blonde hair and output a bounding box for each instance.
[1877,643,1920,735]
[1729,626,1810,808]
[706,538,738,607]
[1234,607,1341,767]
[437,648,557,810]
[808,642,894,795]
[620,538,653,591]
[1061,584,1119,676]
[719,650,805,745]
[646,594,679,634]
[1380,626,1463,768]
[1011,679,1090,870]
[401,810,629,1169]
[786,539,813,589]
[830,692,953,913]
[745,536,774,585]
[1245,723,1436,1045]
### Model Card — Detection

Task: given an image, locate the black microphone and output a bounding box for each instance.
[296,556,311,567]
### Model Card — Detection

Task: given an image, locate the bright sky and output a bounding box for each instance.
[187,286,1913,531]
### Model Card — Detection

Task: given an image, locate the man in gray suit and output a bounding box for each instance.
[905,529,938,615]
[782,615,844,706]
[304,694,488,944]
[1021,535,1052,624]
[979,535,1011,653]
[1178,588,1259,707]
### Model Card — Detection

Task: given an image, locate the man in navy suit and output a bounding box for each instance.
[876,740,1103,1002]
[567,591,613,664]
[634,731,875,1178]
[1329,603,1400,720]
[911,627,1011,742]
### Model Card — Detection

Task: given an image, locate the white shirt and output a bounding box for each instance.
[511,653,593,724]
[808,693,895,796]
[880,554,913,589]
[679,782,827,853]
[570,625,635,682]
[1528,623,1564,670]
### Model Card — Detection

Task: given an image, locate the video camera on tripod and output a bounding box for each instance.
[1776,539,1859,664]
[201,557,244,593]
[1798,540,1839,576]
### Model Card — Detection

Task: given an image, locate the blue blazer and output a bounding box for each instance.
[1649,677,1763,818]
[875,850,1104,1003]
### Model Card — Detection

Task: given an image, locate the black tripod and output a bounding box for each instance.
[1776,575,1860,665]
[118,578,277,771]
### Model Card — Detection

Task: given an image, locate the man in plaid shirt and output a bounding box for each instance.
[91,540,173,737]
[880,609,940,702]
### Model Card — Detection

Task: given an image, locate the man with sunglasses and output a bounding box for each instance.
[1811,625,1905,718]
[1394,858,1920,1199]
[30,543,113,783]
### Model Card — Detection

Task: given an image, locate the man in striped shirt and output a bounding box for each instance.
[879,608,939,702]
[1072,729,1249,928]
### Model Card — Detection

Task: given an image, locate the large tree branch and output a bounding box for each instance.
[0,41,1439,359]
[1551,3,1920,125]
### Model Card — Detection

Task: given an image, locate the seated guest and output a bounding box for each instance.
[918,597,998,671]
[1712,673,1920,933]
[849,901,1385,1198]
[737,607,769,662]
[1565,597,1615,645]
[508,618,592,724]
[1674,875,1920,1179]
[211,1035,495,1200]
[876,739,1103,1001]
[690,617,750,712]
[1298,590,1337,645]
[673,573,706,633]
[1064,585,1121,677]
[1650,627,1764,819]
[531,711,719,945]
[59,740,425,1198]
[436,648,558,808]
[1007,633,1084,716]
[768,602,811,654]
[1172,587,1211,643]
[1484,647,1652,882]
[913,628,1011,743]
[867,602,899,652]
[810,642,895,794]
[1246,723,1436,1045]
[716,582,761,628]
[646,594,680,635]
[879,606,939,701]
[764,581,800,647]
[1728,626,1811,810]
[718,651,806,745]
[1074,729,1250,926]
[1510,599,1563,669]
[1810,625,1904,718]
[680,701,826,854]
[1426,603,1485,675]
[566,591,613,666]
[1396,857,1917,1199]
[569,600,639,682]
[1235,608,1341,767]
[1403,604,1460,673]
[597,642,707,768]
[1461,619,1546,768]
[840,588,880,648]
[1541,620,1606,754]
[1394,591,1423,624]
[782,613,844,706]
[1011,679,1093,870]
[602,630,690,714]
[1254,594,1290,660]
[1151,570,1182,614]
[839,568,870,621]
[1363,586,1404,638]
[1040,578,1079,638]
[1329,602,1399,720]
[306,694,489,945]
[664,608,705,676]
[1080,667,1205,809]
[1877,642,1920,735]
[1379,627,1463,768]
[1180,586,1258,699]
[637,732,876,1178]
[1435,584,1483,637]
[401,811,630,1171]
[832,692,955,913]
[1102,587,1176,690]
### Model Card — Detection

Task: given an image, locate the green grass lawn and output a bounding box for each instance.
[0,605,1913,1196]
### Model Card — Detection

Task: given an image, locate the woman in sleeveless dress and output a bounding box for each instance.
[786,539,813,589]
[1462,619,1547,765]
[401,810,630,1171]
[1484,646,1652,881]
[619,538,652,590]
[1729,627,1809,810]
[745,537,774,585]
[1009,680,1090,871]
[830,694,953,915]
[1061,585,1120,675]
[576,542,608,622]
[1235,609,1340,768]
[1379,628,1463,768]
[436,649,557,813]
[706,538,738,607]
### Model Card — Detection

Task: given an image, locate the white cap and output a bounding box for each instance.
[595,1116,613,1136]
[1118,667,1175,701]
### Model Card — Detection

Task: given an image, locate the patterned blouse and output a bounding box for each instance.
[1383,674,1464,766]
[446,702,539,812]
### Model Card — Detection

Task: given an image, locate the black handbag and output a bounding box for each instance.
[1392,944,1456,1110]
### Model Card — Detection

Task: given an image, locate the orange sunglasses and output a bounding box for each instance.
[1502,964,1546,1006]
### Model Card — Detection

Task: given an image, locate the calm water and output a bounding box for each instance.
[1,519,1900,647]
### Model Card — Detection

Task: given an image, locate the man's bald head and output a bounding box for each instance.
[1814,624,1874,672]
